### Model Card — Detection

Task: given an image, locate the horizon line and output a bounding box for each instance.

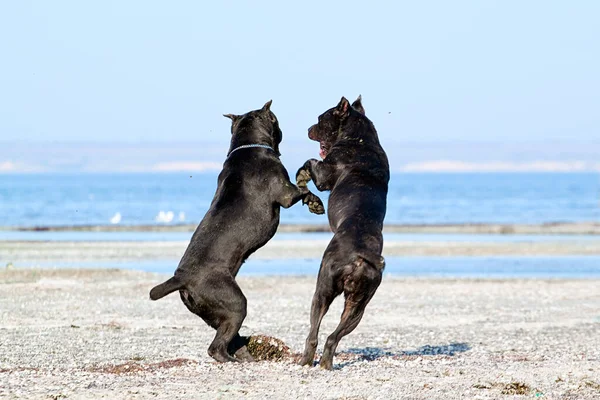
[1,160,600,174]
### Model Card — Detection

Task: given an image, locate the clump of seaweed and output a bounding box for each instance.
[96,361,146,374]
[246,335,291,361]
[582,380,600,391]
[501,382,531,395]
[472,383,492,390]
[90,358,197,374]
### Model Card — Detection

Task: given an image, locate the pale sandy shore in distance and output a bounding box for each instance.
[2,238,600,264]
[3,221,600,234]
[1,269,599,399]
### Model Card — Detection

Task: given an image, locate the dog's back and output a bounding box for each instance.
[326,116,389,270]
[150,149,285,300]
[176,155,285,274]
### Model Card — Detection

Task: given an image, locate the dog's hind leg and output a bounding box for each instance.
[299,271,337,366]
[191,274,248,363]
[299,290,333,366]
[319,263,382,370]
[228,334,254,362]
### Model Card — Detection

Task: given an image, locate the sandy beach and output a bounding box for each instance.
[1,268,599,399]
[2,237,600,266]
[4,221,600,235]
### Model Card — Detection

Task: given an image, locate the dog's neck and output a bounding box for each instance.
[229,126,279,157]
[227,143,276,159]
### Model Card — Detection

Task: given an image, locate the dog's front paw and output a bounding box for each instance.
[296,168,312,188]
[303,192,325,215]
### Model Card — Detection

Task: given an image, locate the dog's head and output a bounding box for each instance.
[224,100,282,155]
[308,95,365,159]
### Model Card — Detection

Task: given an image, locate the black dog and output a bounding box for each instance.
[150,101,324,363]
[296,96,389,370]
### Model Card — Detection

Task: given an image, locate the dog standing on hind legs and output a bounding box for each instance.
[296,95,389,370]
[149,100,324,363]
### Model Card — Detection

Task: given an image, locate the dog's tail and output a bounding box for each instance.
[149,276,185,300]
[355,252,386,271]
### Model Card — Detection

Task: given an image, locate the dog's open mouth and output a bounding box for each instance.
[319,142,329,159]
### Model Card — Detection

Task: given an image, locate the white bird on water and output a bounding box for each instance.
[155,211,174,223]
[110,212,122,224]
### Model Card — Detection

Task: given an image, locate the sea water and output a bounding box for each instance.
[0,172,598,227]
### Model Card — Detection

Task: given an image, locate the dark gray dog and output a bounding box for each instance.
[150,101,324,362]
[296,96,389,370]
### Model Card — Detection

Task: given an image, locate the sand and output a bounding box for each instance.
[1,268,599,399]
[4,221,600,234]
[2,238,600,266]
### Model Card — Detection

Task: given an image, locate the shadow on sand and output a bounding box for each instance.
[333,342,471,369]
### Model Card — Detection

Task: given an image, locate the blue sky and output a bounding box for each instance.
[0,1,599,171]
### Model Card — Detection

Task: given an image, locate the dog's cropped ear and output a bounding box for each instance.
[223,114,241,122]
[333,97,350,118]
[351,95,365,115]
[261,100,273,112]
[223,114,242,133]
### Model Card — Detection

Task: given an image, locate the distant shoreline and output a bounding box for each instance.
[2,221,600,235]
